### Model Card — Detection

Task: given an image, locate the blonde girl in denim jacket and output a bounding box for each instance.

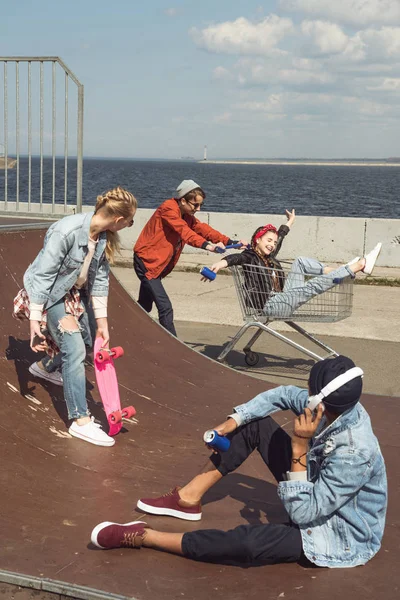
[17,186,137,447]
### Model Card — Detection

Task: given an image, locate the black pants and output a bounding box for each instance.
[133,254,177,336]
[182,417,304,566]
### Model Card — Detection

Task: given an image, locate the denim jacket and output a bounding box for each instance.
[233,385,387,568]
[24,212,109,308]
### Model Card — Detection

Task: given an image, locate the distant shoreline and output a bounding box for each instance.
[199,160,400,167]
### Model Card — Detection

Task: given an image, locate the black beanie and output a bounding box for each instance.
[309,355,363,412]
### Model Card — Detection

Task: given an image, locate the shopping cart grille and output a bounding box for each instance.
[230,263,354,324]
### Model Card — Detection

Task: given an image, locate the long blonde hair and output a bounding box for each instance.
[95,186,137,264]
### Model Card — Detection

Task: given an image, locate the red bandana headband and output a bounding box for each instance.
[253,224,278,242]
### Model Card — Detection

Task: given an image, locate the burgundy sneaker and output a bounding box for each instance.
[91,521,148,549]
[137,487,202,521]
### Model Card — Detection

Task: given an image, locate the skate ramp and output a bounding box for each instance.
[0,226,399,600]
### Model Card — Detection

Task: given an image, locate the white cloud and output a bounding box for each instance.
[300,22,400,63]
[164,8,178,17]
[301,20,350,54]
[343,96,390,115]
[236,91,395,121]
[235,95,294,121]
[213,112,233,123]
[236,94,285,113]
[358,27,400,60]
[171,116,187,124]
[219,56,335,88]
[367,77,400,91]
[191,8,400,147]
[279,68,334,84]
[212,66,231,80]
[190,15,294,56]
[280,0,400,27]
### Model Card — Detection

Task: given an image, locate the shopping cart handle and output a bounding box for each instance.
[215,243,248,253]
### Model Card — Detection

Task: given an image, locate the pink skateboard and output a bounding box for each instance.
[94,336,136,436]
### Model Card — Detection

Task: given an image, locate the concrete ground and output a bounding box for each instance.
[175,321,400,398]
[112,261,399,398]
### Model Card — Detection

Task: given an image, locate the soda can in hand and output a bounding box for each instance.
[203,429,231,452]
[200,266,217,281]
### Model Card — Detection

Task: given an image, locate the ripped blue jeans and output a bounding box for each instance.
[41,295,92,419]
[263,256,354,319]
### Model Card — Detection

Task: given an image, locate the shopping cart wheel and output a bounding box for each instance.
[244,351,259,367]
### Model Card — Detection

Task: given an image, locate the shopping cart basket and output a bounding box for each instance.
[217,262,354,366]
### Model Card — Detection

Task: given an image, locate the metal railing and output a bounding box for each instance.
[0,57,84,215]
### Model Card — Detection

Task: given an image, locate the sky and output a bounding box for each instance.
[2,0,400,159]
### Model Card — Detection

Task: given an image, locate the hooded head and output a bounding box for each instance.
[308,355,363,414]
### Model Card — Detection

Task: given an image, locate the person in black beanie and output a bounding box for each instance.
[91,355,388,570]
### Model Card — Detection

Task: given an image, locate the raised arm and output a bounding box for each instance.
[270,209,295,258]
[285,208,296,229]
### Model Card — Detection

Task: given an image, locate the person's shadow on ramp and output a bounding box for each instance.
[5,336,98,427]
[202,471,288,526]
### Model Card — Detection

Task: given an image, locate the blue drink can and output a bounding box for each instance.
[200,266,216,281]
[203,430,231,452]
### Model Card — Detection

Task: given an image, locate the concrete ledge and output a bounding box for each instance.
[118,211,400,268]
[2,203,400,267]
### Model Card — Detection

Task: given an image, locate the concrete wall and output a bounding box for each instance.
[119,209,400,268]
[1,202,399,267]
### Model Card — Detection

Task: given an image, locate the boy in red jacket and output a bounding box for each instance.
[134,179,244,336]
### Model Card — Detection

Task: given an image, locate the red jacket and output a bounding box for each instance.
[134,198,231,280]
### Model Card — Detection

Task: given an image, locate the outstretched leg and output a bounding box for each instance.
[91,520,303,566]
[137,417,292,519]
[283,256,325,291]
[264,261,362,319]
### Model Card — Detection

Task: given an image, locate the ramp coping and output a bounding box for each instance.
[0,569,136,600]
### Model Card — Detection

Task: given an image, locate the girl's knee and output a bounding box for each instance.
[58,315,81,334]
[58,317,86,357]
[293,257,306,268]
[264,301,292,319]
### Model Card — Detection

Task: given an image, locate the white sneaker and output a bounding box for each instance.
[346,256,360,267]
[69,417,115,447]
[29,362,63,387]
[363,243,382,275]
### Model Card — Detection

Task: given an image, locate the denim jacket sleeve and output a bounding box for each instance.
[91,254,110,297]
[233,385,309,424]
[27,229,74,305]
[277,447,373,525]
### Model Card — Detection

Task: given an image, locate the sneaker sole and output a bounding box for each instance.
[137,499,201,521]
[364,243,382,275]
[68,427,115,447]
[29,365,63,387]
[91,520,147,549]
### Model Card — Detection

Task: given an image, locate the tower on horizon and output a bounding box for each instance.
[203,145,207,161]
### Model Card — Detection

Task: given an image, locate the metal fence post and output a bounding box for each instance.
[0,56,84,216]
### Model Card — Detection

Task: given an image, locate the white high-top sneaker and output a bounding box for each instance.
[363,243,382,275]
[69,417,115,447]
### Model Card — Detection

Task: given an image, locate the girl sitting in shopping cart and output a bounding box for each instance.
[205,212,382,319]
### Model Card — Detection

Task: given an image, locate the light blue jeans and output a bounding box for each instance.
[263,256,354,319]
[41,294,92,419]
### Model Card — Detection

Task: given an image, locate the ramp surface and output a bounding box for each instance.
[0,227,399,600]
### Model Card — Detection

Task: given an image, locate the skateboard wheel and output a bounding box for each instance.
[96,350,107,363]
[109,410,122,424]
[111,346,124,359]
[122,406,136,419]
